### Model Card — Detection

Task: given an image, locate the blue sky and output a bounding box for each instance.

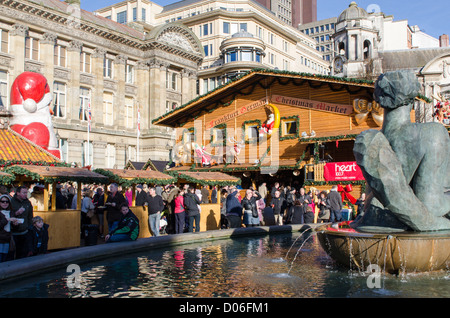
[81,0,449,39]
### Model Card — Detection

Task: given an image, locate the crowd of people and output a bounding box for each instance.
[0,180,365,263]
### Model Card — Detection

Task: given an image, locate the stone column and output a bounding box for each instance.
[68,40,83,121]
[91,48,106,126]
[10,24,28,79]
[181,69,191,105]
[189,70,198,102]
[41,32,56,87]
[92,140,107,168]
[136,59,149,135]
[114,54,128,129]
[67,138,84,166]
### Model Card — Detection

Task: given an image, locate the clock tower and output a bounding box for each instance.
[331,2,382,78]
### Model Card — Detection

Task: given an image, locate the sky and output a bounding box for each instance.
[80,0,449,39]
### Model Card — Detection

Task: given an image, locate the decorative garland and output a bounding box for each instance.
[279,115,299,141]
[167,171,241,187]
[93,168,176,188]
[5,165,108,185]
[0,160,70,168]
[304,180,366,194]
[241,120,261,144]
[210,123,227,147]
[299,133,359,143]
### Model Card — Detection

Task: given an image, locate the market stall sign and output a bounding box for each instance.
[323,161,365,181]
[272,95,353,115]
[207,97,269,129]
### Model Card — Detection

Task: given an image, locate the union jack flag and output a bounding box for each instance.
[87,103,92,132]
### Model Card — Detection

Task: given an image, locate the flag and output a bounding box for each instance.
[87,103,92,132]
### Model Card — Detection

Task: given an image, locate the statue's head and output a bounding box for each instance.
[374,70,420,110]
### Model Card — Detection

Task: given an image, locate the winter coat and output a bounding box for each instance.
[110,209,140,241]
[184,192,201,216]
[327,190,343,211]
[10,195,33,234]
[241,193,262,218]
[0,211,11,243]
[271,196,284,215]
[27,223,49,255]
[146,194,164,215]
[105,192,127,223]
[226,190,243,217]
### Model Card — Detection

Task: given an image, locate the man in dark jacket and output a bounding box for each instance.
[105,183,127,233]
[146,187,164,236]
[135,185,149,207]
[184,187,201,232]
[10,186,34,259]
[271,190,284,225]
[105,203,140,242]
[226,189,243,228]
[327,185,343,223]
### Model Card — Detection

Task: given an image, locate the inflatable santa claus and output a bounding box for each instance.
[9,72,61,158]
[259,113,275,137]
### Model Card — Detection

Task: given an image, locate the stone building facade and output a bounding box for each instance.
[0,0,203,168]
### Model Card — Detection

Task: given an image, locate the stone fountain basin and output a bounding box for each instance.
[316,223,450,274]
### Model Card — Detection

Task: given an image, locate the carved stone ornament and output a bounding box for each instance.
[158,31,194,53]
[42,32,57,44]
[11,24,29,37]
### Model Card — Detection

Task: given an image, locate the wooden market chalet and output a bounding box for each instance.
[153,69,423,199]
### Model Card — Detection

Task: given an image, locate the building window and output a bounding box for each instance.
[80,52,91,73]
[242,120,260,144]
[54,45,66,67]
[103,92,114,125]
[1,30,8,53]
[203,44,212,56]
[104,57,113,78]
[125,96,134,129]
[202,23,212,36]
[25,37,39,60]
[126,63,134,84]
[223,22,230,34]
[0,70,8,110]
[142,8,146,22]
[281,116,299,139]
[52,82,66,118]
[79,87,91,121]
[117,11,127,24]
[106,144,116,168]
[166,71,177,90]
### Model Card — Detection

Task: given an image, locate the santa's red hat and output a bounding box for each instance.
[10,72,50,113]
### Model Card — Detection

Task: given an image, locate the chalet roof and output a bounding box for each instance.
[152,69,374,128]
[171,171,241,186]
[5,164,108,184]
[94,168,176,186]
[0,128,61,164]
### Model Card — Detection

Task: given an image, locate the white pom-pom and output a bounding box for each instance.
[23,98,37,113]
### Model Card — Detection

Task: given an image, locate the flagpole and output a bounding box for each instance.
[137,101,140,162]
[87,102,91,166]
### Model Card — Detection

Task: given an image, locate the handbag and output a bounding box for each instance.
[86,209,95,218]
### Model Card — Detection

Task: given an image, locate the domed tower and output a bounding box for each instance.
[331,2,382,78]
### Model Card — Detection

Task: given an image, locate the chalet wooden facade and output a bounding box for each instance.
[153,69,385,194]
